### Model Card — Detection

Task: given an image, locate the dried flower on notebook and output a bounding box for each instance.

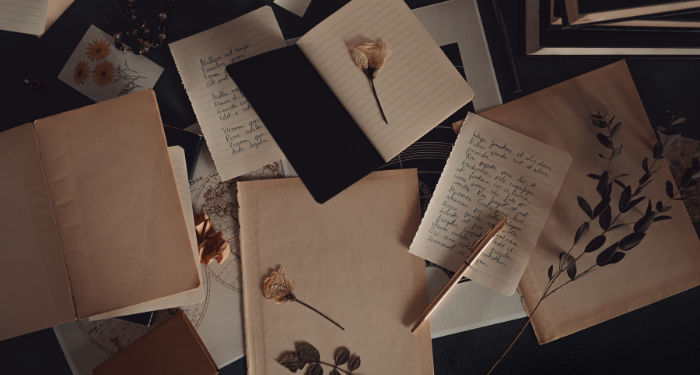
[195,213,231,265]
[279,343,361,374]
[263,267,344,330]
[350,41,391,124]
[488,111,700,375]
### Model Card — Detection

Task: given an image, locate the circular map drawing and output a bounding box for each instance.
[76,265,211,355]
[191,161,284,292]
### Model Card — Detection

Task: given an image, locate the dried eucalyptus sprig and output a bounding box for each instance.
[487,111,700,375]
[351,41,390,124]
[280,343,361,375]
[264,267,344,330]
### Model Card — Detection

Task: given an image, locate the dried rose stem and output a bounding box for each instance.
[371,80,388,124]
[294,298,345,330]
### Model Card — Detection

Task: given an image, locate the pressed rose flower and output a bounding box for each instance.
[350,41,391,123]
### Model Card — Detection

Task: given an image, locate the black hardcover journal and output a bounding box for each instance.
[163,125,204,181]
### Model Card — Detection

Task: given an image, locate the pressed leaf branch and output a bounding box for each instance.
[350,41,390,123]
[487,111,700,375]
[279,343,361,374]
[263,267,345,330]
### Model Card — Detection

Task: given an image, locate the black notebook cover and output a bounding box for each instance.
[540,0,700,50]
[226,45,384,203]
[163,125,204,181]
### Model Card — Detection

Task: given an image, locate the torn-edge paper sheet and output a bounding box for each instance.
[410,113,572,296]
[0,0,49,35]
[57,25,164,102]
[274,0,313,17]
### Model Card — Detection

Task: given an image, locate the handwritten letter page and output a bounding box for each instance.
[170,6,286,181]
[0,0,49,35]
[296,0,474,162]
[410,114,571,295]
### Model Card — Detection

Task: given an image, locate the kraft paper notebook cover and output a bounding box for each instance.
[227,0,474,203]
[0,90,200,341]
[238,169,434,375]
[478,60,700,343]
[93,312,218,375]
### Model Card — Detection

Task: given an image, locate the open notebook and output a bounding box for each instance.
[227,0,474,203]
[0,90,200,341]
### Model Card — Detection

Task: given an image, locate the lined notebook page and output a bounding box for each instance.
[296,0,473,162]
[170,6,285,181]
[89,146,204,321]
[0,0,49,35]
[410,114,571,295]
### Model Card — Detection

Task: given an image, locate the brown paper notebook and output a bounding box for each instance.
[238,169,434,375]
[93,312,218,375]
[0,90,200,341]
[479,60,700,343]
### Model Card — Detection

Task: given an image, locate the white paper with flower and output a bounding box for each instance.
[58,25,164,102]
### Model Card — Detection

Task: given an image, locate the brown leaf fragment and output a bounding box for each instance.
[307,364,323,375]
[334,347,350,366]
[280,353,306,373]
[348,356,361,371]
[298,343,321,363]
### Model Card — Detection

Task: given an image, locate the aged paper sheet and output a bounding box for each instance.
[0,0,48,35]
[297,0,473,161]
[410,113,571,295]
[170,6,286,181]
[480,60,700,342]
[239,170,434,375]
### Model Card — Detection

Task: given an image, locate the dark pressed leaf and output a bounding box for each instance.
[587,174,601,180]
[660,205,672,213]
[609,115,615,125]
[611,146,623,159]
[671,117,686,125]
[593,197,610,219]
[651,166,661,174]
[584,235,607,253]
[620,233,646,250]
[577,196,593,219]
[653,141,664,159]
[298,344,321,363]
[635,179,653,196]
[642,157,649,172]
[693,157,700,171]
[574,222,590,244]
[567,258,577,281]
[599,206,611,230]
[653,215,672,222]
[658,126,668,135]
[334,348,350,366]
[548,265,553,280]
[599,252,625,267]
[592,119,607,128]
[558,252,565,269]
[645,200,653,215]
[591,113,603,120]
[575,268,597,280]
[656,201,663,211]
[330,369,340,375]
[608,223,632,232]
[307,363,323,375]
[619,186,631,212]
[596,242,619,265]
[627,197,645,211]
[611,174,629,181]
[638,172,651,185]
[597,133,614,148]
[681,168,694,187]
[613,180,626,189]
[654,129,661,142]
[348,356,361,371]
[599,171,609,187]
[599,153,607,159]
[611,122,622,136]
[280,353,306,373]
[634,212,655,234]
[686,180,698,189]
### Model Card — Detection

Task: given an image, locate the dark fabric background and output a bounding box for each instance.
[0,1,699,374]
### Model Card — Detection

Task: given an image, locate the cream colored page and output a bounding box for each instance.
[89,147,204,321]
[170,6,285,181]
[410,114,572,295]
[297,0,473,162]
[0,0,48,35]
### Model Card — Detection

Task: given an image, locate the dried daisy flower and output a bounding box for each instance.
[350,41,391,123]
[263,267,344,330]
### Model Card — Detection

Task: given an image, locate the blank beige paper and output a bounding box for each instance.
[0,0,49,35]
[170,6,286,181]
[410,113,571,295]
[88,147,205,321]
[296,0,474,161]
[479,60,700,343]
[238,170,434,375]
